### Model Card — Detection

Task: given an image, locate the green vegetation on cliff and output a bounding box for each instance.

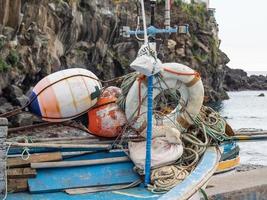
[7,50,20,66]
[0,58,9,72]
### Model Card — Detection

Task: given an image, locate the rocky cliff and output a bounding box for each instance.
[224,67,267,91]
[0,0,232,126]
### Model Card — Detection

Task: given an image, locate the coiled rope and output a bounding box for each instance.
[194,106,230,143]
[148,166,189,193]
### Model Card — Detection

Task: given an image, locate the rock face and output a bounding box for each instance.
[0,0,236,125]
[224,67,267,91]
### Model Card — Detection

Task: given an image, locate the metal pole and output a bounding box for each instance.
[150,0,156,26]
[165,0,171,29]
[140,0,148,44]
[144,0,156,186]
[144,75,153,186]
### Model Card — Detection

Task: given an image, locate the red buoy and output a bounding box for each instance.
[88,87,126,138]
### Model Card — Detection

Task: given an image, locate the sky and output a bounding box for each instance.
[210,0,267,72]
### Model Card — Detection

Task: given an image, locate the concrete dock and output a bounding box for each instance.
[206,168,267,200]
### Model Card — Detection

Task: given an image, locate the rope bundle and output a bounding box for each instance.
[117,72,139,110]
[194,106,230,143]
[148,166,189,193]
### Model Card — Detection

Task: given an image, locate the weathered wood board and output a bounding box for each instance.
[7,152,62,168]
[8,179,28,193]
[8,168,37,179]
[64,151,126,161]
[7,187,160,200]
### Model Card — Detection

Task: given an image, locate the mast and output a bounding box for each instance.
[121,0,187,187]
[144,0,156,186]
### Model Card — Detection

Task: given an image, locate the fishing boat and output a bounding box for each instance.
[5,146,220,200]
[3,1,240,200]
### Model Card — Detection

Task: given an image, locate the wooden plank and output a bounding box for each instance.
[7,152,62,168]
[8,168,37,179]
[7,136,98,143]
[64,151,126,161]
[28,162,140,193]
[8,147,105,155]
[37,139,101,144]
[6,142,111,149]
[31,157,130,169]
[8,179,28,193]
[7,187,160,200]
[8,151,93,158]
[235,131,267,136]
[65,180,142,195]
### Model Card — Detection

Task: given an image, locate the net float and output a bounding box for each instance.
[28,68,102,122]
[88,87,126,138]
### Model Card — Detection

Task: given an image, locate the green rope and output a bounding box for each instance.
[200,188,209,200]
[194,106,230,143]
[117,72,139,110]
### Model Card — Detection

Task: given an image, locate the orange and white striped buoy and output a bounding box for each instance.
[28,68,101,122]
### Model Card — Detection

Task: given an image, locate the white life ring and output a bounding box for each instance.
[125,62,204,132]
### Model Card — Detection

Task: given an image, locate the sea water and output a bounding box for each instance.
[215,90,267,166]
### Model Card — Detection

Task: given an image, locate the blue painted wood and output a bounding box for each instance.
[8,147,58,155]
[220,143,239,161]
[28,162,140,193]
[7,187,160,200]
[159,147,219,200]
[8,148,219,199]
[222,142,237,154]
[8,147,110,155]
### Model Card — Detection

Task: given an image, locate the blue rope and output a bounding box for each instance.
[145,75,154,185]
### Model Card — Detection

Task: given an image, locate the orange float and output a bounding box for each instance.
[88,87,127,138]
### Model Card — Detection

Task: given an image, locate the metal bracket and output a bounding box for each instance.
[120,25,189,38]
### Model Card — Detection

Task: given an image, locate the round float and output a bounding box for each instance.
[88,87,127,138]
[28,68,102,122]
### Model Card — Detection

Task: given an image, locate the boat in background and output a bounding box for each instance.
[216,142,240,174]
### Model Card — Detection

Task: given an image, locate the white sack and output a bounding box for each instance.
[141,125,182,144]
[128,137,183,170]
[130,44,162,76]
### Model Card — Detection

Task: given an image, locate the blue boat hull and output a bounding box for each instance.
[7,147,220,200]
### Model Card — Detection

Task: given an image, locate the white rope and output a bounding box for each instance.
[21,147,30,161]
[2,137,32,199]
[135,16,145,41]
